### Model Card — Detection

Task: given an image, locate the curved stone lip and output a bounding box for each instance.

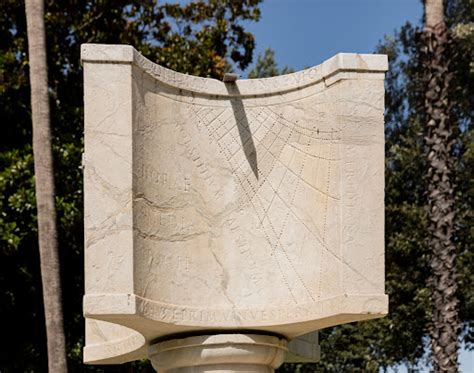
[83,293,386,364]
[84,329,146,365]
[80,43,388,97]
[148,333,288,355]
[84,293,388,335]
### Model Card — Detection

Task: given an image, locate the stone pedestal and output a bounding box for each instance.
[148,334,287,373]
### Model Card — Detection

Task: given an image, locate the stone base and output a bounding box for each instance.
[148,334,288,372]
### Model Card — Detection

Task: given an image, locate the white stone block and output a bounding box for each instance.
[81,44,388,365]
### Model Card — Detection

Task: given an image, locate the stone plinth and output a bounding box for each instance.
[81,44,388,369]
[148,334,287,373]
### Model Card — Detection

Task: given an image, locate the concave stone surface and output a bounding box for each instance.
[81,44,388,364]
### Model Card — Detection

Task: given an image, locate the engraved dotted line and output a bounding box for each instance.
[273,247,299,305]
[195,110,266,235]
[322,130,333,242]
[267,119,317,302]
[229,108,291,220]
[267,120,340,142]
[266,106,342,135]
[265,134,339,200]
[231,109,285,184]
[227,108,377,296]
[230,154,299,304]
[241,112,346,285]
[207,110,233,139]
[258,150,378,293]
[193,106,377,300]
[317,129,334,299]
[317,129,326,300]
[248,130,379,293]
[231,108,336,252]
[259,105,341,143]
[242,113,340,201]
[216,108,301,304]
[224,110,283,236]
[256,107,341,164]
[227,109,268,169]
[226,109,316,302]
[194,105,301,303]
[184,107,378,295]
[219,107,338,253]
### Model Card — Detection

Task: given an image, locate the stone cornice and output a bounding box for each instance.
[81,43,388,97]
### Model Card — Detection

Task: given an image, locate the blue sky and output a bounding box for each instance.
[243,0,423,74]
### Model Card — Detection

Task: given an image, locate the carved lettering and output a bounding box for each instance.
[136,163,190,192]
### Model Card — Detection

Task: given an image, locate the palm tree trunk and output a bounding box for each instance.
[422,0,459,371]
[25,0,68,371]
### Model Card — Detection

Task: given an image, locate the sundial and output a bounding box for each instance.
[81,44,388,371]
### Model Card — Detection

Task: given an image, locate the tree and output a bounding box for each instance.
[248,48,293,78]
[24,0,68,372]
[0,1,261,371]
[422,0,460,371]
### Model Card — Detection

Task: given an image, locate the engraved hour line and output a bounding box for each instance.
[252,156,377,292]
[247,120,318,302]
[261,113,340,142]
[195,105,378,293]
[202,111,299,306]
[196,102,339,145]
[319,129,332,298]
[322,130,333,242]
[265,106,342,136]
[233,109,340,202]
[258,109,329,227]
[258,111,342,162]
[250,106,340,165]
[195,106,380,294]
[200,105,379,295]
[254,161,378,292]
[201,104,336,301]
[229,109,378,290]
[203,108,233,138]
[264,108,342,142]
[205,106,314,303]
[199,110,322,241]
[195,107,226,137]
[230,140,302,304]
[228,119,316,303]
[253,116,340,200]
[194,105,300,304]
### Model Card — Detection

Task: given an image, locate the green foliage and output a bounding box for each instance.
[0,1,261,371]
[248,48,293,78]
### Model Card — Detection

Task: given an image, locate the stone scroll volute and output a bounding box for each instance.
[81,44,388,365]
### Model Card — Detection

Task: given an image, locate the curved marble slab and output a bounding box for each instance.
[81,44,387,97]
[81,44,388,364]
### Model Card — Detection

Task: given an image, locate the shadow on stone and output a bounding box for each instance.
[225,82,259,179]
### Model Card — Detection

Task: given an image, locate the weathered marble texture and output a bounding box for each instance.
[81,44,388,365]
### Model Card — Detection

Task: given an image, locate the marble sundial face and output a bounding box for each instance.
[81,44,388,364]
